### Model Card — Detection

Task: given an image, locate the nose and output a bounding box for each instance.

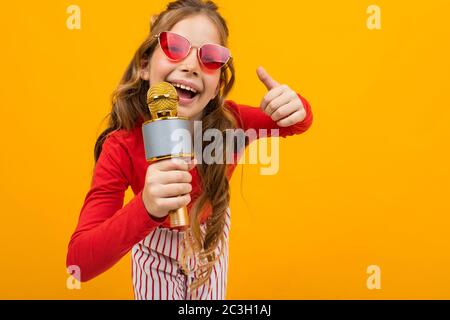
[179,47,201,76]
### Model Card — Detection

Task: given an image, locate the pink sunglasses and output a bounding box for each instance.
[155,31,232,70]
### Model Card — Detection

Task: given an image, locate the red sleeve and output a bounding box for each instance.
[226,93,313,139]
[66,133,166,282]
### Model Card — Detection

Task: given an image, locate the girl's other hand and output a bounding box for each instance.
[257,66,307,127]
[142,157,196,219]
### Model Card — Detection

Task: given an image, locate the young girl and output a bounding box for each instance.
[66,0,313,300]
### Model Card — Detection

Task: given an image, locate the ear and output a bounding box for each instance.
[139,56,150,81]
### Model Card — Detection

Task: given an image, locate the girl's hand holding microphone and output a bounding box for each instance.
[142,158,196,219]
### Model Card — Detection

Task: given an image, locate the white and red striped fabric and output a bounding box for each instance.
[132,208,231,300]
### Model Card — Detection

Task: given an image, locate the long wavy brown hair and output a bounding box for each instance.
[93,0,237,294]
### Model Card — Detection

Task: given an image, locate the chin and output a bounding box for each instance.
[178,107,201,120]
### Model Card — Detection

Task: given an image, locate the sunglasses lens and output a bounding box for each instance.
[199,44,230,70]
[159,32,190,60]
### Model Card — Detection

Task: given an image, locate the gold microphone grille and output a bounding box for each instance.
[147,82,179,117]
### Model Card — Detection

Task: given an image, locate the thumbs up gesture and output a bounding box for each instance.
[257,66,306,127]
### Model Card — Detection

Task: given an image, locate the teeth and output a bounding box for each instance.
[171,82,198,94]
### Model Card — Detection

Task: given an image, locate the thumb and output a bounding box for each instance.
[256,66,279,90]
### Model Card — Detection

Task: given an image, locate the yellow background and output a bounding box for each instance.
[1,0,449,299]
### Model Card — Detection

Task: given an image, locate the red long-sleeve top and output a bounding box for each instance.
[66,95,313,282]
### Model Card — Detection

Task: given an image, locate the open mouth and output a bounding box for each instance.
[174,87,198,100]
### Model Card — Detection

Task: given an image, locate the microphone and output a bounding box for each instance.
[142,81,194,230]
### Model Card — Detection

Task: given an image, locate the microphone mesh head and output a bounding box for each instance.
[147,82,179,118]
